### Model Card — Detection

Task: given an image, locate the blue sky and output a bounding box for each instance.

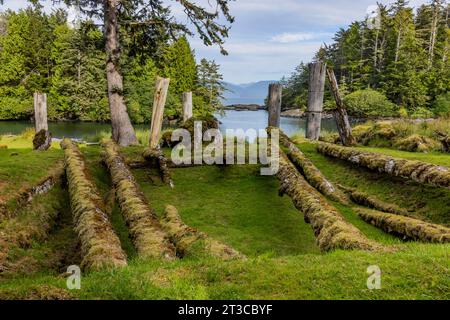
[1,0,429,84]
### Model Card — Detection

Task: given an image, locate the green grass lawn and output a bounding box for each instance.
[0,136,449,300]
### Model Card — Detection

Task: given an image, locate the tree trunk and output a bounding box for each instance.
[104,0,137,147]
[428,0,441,70]
[182,92,193,122]
[306,62,326,140]
[326,67,356,146]
[267,83,282,127]
[395,29,402,63]
[149,77,170,149]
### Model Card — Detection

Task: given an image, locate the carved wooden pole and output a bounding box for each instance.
[306,62,326,140]
[33,92,52,151]
[326,67,356,146]
[149,77,170,149]
[182,92,193,122]
[267,83,282,128]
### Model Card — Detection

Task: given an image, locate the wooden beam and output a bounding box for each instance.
[326,67,356,146]
[33,92,51,151]
[267,83,282,127]
[306,62,326,140]
[182,92,193,122]
[149,77,170,149]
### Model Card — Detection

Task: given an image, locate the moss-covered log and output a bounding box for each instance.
[142,148,174,188]
[338,185,410,216]
[317,142,450,189]
[276,128,348,203]
[101,140,176,260]
[277,148,380,251]
[357,208,450,243]
[61,139,127,271]
[160,205,243,260]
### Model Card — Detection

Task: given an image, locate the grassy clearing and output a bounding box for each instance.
[0,134,449,299]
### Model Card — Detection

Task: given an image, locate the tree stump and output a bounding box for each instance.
[306,62,326,140]
[267,83,282,127]
[33,93,51,151]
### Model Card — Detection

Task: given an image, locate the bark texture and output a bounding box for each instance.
[160,205,243,259]
[276,148,380,251]
[317,142,450,189]
[357,208,450,243]
[101,139,175,259]
[182,92,193,123]
[149,77,170,149]
[105,0,137,147]
[276,128,348,204]
[33,93,51,151]
[61,139,127,271]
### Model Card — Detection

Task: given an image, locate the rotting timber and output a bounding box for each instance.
[317,142,450,189]
[274,128,348,204]
[142,148,174,188]
[357,208,450,243]
[160,205,244,260]
[275,144,380,251]
[61,139,127,271]
[101,139,176,260]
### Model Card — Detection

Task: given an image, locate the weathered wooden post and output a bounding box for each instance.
[149,77,170,149]
[267,83,282,128]
[306,62,326,140]
[33,92,52,151]
[326,67,356,146]
[182,92,193,123]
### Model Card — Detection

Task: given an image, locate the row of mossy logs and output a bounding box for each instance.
[61,139,127,270]
[142,148,174,188]
[317,142,450,189]
[338,185,410,216]
[275,128,348,204]
[160,205,244,260]
[276,149,380,251]
[100,139,176,260]
[357,208,450,243]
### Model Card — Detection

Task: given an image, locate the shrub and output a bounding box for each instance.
[411,107,434,119]
[433,92,450,117]
[343,89,397,117]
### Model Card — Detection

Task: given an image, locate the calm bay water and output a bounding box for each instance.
[0,110,337,140]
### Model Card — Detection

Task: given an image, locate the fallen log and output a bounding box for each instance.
[101,139,176,260]
[276,148,380,251]
[160,205,244,260]
[142,148,174,188]
[436,131,450,153]
[317,142,450,189]
[61,139,127,271]
[338,185,410,216]
[357,208,450,243]
[276,128,348,204]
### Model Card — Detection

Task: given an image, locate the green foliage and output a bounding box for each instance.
[343,89,397,117]
[433,92,450,117]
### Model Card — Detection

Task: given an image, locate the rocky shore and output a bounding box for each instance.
[223,104,266,111]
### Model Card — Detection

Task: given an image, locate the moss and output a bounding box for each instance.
[61,139,127,271]
[394,134,440,153]
[317,142,450,189]
[33,129,52,151]
[276,128,348,204]
[357,208,450,243]
[0,285,73,300]
[181,116,219,136]
[160,130,174,148]
[347,189,410,216]
[160,205,243,260]
[142,148,174,187]
[101,139,176,260]
[276,148,381,252]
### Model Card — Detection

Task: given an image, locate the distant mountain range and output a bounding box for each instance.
[222,81,276,106]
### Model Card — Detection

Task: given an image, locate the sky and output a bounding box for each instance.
[1,0,430,84]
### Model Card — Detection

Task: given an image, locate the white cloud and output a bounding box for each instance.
[271,32,315,43]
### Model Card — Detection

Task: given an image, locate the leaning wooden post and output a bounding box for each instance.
[326,67,356,146]
[33,92,52,151]
[267,83,282,127]
[149,77,170,149]
[306,62,326,140]
[182,92,193,123]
